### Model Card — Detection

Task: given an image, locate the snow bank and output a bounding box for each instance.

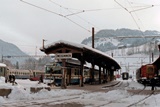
[1,76,160,107]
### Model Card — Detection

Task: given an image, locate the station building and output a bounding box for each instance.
[40,40,121,88]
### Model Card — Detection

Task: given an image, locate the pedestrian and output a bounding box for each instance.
[143,79,147,87]
[5,75,8,83]
[12,74,17,85]
[12,74,15,85]
[38,75,43,84]
[9,75,12,83]
[151,78,155,91]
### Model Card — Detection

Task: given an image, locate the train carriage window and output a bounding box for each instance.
[57,62,62,67]
[74,69,80,75]
[84,71,87,75]
[46,66,53,73]
[54,70,62,74]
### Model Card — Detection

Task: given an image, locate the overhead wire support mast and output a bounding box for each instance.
[20,0,91,32]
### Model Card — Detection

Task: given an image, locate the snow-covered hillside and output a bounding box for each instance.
[105,45,159,77]
[82,28,160,52]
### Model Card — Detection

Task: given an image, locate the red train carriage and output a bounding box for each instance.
[136,64,157,84]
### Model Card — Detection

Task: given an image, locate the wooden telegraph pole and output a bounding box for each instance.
[91,27,95,84]
[42,39,46,49]
[92,27,94,48]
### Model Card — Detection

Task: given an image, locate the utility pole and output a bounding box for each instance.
[42,39,46,49]
[92,27,94,48]
[91,27,95,84]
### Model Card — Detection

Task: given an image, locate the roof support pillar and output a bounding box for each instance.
[99,66,101,84]
[61,59,67,89]
[107,69,111,82]
[61,49,67,89]
[103,67,107,83]
[91,62,95,84]
[79,53,84,87]
[110,69,114,81]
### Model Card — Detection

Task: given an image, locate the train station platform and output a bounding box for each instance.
[51,80,120,92]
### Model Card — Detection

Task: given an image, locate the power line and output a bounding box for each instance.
[2,55,53,58]
[129,5,154,13]
[114,0,155,40]
[114,0,154,27]
[20,0,91,32]
[49,0,154,31]
[49,0,153,13]
[49,0,100,30]
[49,0,82,11]
[114,0,141,31]
[20,0,62,16]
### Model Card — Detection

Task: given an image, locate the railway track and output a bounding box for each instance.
[1,92,84,107]
[1,81,124,107]
[94,81,147,107]
[104,80,130,91]
[2,80,155,107]
[127,88,155,107]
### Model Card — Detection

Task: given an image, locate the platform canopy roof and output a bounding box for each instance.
[40,40,121,70]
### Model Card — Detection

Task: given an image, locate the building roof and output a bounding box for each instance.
[0,63,7,67]
[40,40,121,70]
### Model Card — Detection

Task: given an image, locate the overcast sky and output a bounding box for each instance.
[1,0,160,55]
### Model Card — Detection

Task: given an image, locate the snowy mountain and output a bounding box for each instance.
[81,28,160,53]
[0,39,29,64]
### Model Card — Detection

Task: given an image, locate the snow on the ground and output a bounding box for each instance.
[0,76,160,107]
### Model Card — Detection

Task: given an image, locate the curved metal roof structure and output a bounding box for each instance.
[40,40,121,70]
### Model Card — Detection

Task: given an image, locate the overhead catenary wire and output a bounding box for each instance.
[114,0,155,39]
[49,0,155,31]
[114,0,155,29]
[49,0,153,14]
[114,0,143,42]
[129,5,154,13]
[126,0,156,46]
[49,0,100,31]
[127,1,143,29]
[49,0,82,11]
[113,0,160,48]
[20,0,62,17]
[114,0,141,30]
[20,0,91,32]
[20,0,159,38]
